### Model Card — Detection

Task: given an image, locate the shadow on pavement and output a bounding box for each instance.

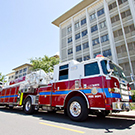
[0,106,135,133]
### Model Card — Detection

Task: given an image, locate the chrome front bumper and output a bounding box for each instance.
[112,102,130,111]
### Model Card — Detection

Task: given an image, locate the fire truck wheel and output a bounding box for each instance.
[24,98,34,114]
[67,96,88,121]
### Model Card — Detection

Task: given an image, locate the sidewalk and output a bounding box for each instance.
[109,110,135,118]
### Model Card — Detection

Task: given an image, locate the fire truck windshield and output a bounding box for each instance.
[101,60,127,80]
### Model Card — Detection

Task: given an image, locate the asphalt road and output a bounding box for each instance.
[0,107,135,135]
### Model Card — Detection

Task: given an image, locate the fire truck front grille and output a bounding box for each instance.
[120,83,129,102]
[35,95,39,104]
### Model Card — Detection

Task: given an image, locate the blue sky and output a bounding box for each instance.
[0,0,82,75]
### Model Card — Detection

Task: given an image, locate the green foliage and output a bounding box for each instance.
[30,55,59,73]
[130,103,135,110]
[0,73,6,82]
[131,90,135,102]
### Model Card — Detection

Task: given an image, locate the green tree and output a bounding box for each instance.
[30,55,59,73]
[0,73,6,82]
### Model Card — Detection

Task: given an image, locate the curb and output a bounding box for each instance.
[109,114,135,118]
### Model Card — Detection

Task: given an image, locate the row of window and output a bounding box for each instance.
[75,30,87,40]
[76,55,90,62]
[76,49,112,62]
[90,8,104,21]
[9,75,14,80]
[111,9,131,24]
[59,61,110,81]
[116,42,135,54]
[68,42,89,55]
[15,73,27,79]
[92,34,109,46]
[93,49,112,58]
[124,24,135,34]
[68,32,109,46]
[67,8,105,33]
[113,24,135,37]
[109,0,128,11]
[68,30,88,43]
[15,68,27,75]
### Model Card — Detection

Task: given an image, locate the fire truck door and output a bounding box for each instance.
[51,81,69,106]
[38,85,52,105]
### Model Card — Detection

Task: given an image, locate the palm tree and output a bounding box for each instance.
[0,73,6,82]
[30,55,59,73]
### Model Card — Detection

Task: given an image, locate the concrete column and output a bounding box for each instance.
[86,8,93,59]
[128,0,135,27]
[71,17,76,60]
[59,24,62,62]
[103,0,118,64]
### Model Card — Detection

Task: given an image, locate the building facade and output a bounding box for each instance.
[6,63,32,82]
[52,0,135,82]
[6,72,15,82]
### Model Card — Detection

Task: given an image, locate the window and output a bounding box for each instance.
[91,25,98,33]
[15,71,19,75]
[23,73,26,76]
[83,42,89,49]
[92,38,99,46]
[59,64,68,80]
[68,37,72,43]
[121,10,131,19]
[116,45,126,53]
[82,30,87,37]
[75,22,79,29]
[118,0,127,5]
[75,33,80,40]
[101,60,108,75]
[111,15,120,23]
[67,26,72,32]
[97,8,104,17]
[19,70,22,73]
[90,13,96,21]
[23,68,27,72]
[101,34,109,43]
[84,62,100,76]
[68,48,73,55]
[124,24,135,34]
[84,55,90,61]
[113,29,123,37]
[128,42,135,51]
[103,49,112,57]
[108,2,117,10]
[99,21,106,29]
[76,45,81,52]
[19,75,22,78]
[94,52,101,58]
[76,58,82,62]
[81,18,86,25]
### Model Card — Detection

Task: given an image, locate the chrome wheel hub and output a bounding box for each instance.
[25,101,31,111]
[70,101,81,117]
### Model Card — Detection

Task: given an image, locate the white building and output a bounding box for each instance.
[6,63,32,82]
[52,0,135,82]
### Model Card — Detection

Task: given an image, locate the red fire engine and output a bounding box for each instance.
[0,56,132,121]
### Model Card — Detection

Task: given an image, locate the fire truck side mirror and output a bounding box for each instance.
[108,69,114,75]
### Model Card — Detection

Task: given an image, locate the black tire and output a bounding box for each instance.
[24,98,34,114]
[67,96,88,121]
[9,106,13,109]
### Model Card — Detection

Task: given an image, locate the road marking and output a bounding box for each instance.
[40,122,85,134]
